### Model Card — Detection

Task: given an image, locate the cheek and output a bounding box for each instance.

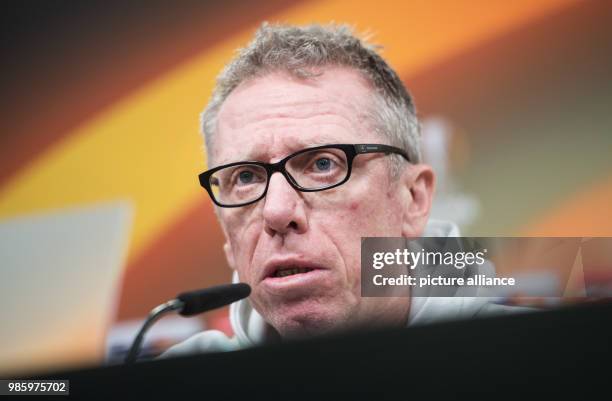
[318,202,367,281]
[337,197,398,237]
[223,212,262,279]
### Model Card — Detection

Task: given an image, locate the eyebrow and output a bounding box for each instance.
[214,136,343,166]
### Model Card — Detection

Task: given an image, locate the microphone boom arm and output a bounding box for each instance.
[124,299,184,364]
[123,283,251,364]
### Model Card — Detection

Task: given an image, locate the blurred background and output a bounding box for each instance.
[1,0,611,374]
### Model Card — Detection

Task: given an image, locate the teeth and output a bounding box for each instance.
[274,267,313,278]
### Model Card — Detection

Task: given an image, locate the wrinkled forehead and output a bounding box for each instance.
[209,68,377,166]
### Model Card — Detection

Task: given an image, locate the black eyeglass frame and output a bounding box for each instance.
[198,143,411,208]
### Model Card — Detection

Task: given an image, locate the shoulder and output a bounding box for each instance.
[473,301,536,317]
[409,297,535,325]
[159,330,241,359]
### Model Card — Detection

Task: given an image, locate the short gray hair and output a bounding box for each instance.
[201,23,421,172]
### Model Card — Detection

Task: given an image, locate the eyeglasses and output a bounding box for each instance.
[198,143,411,208]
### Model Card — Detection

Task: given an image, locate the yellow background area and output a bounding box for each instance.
[0,0,578,264]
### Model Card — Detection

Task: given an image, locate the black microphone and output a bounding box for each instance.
[176,284,251,316]
[124,283,251,364]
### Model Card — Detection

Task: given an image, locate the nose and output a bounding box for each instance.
[262,172,308,237]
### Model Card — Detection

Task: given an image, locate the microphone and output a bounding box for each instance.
[124,283,251,364]
[176,284,251,316]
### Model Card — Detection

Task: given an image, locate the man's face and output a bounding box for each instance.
[211,68,426,337]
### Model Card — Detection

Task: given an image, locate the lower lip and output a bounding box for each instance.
[261,269,328,293]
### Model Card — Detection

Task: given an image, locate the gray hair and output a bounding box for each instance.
[201,23,421,173]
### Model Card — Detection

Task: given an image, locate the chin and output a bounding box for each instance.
[266,300,352,339]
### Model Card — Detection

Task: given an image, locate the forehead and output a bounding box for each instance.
[211,67,377,165]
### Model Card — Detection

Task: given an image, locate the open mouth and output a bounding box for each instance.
[272,266,315,278]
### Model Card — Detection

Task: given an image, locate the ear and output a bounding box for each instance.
[400,164,435,238]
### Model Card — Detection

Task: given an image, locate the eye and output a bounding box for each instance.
[230,166,266,187]
[238,170,254,184]
[314,157,333,171]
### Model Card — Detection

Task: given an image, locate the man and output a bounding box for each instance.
[164,23,516,356]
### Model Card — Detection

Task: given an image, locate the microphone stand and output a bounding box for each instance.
[124,299,184,364]
[123,283,250,364]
